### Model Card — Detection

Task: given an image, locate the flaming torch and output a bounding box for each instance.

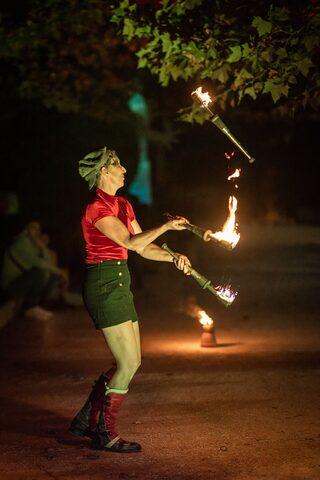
[191,87,255,163]
[164,194,240,251]
[162,243,238,307]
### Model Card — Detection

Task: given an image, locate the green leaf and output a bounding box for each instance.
[233,74,244,88]
[241,43,251,58]
[159,67,169,86]
[212,64,231,83]
[296,58,313,77]
[207,46,217,60]
[237,89,244,105]
[169,65,183,81]
[252,16,273,37]
[290,38,299,46]
[244,86,256,100]
[161,32,171,54]
[226,45,242,63]
[261,48,273,63]
[123,18,135,39]
[233,68,253,88]
[183,65,193,79]
[303,35,319,52]
[120,0,130,8]
[138,57,148,69]
[287,74,297,84]
[240,68,253,79]
[263,79,289,103]
[275,47,287,59]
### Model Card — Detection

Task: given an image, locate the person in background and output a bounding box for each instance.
[0,221,68,325]
[38,233,83,308]
[69,146,191,453]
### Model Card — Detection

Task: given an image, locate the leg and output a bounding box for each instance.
[4,268,53,320]
[101,320,141,390]
[132,321,141,366]
[6,267,48,308]
[90,320,142,452]
[40,272,61,307]
[69,320,140,439]
[69,372,110,438]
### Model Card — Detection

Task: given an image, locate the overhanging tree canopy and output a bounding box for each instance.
[1,0,319,123]
[0,0,139,120]
[111,0,320,120]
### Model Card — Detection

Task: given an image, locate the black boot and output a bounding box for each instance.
[69,368,115,439]
[91,388,142,453]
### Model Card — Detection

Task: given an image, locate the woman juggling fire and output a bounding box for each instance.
[69,147,191,453]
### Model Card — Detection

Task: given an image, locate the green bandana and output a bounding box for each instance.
[78,146,119,190]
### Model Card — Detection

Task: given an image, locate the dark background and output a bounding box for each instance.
[1,92,319,273]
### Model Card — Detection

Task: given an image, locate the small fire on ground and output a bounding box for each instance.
[186,299,214,331]
[197,309,214,329]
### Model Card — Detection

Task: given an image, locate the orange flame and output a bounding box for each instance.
[192,87,212,108]
[185,299,214,327]
[227,168,241,181]
[197,309,214,327]
[210,195,240,250]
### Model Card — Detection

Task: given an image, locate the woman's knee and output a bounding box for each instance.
[118,356,141,377]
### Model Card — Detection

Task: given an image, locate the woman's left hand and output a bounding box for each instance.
[173,254,191,275]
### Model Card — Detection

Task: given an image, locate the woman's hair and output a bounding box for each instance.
[78,146,119,189]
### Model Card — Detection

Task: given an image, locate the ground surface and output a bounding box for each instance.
[0,225,319,480]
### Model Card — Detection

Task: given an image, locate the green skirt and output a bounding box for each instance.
[83,260,138,329]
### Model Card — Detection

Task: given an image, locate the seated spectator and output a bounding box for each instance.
[38,233,83,308]
[0,220,67,325]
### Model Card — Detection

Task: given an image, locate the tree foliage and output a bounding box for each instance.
[0,0,139,120]
[111,0,320,119]
[1,0,319,123]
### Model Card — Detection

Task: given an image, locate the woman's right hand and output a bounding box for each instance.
[166,216,189,231]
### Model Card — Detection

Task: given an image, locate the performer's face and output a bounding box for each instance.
[105,158,126,188]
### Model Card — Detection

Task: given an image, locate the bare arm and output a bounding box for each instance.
[131,220,173,262]
[94,215,186,253]
[132,219,191,273]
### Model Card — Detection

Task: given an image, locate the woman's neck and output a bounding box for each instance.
[98,180,118,196]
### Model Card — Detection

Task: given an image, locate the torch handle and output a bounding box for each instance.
[191,89,255,162]
[162,243,209,287]
[161,242,181,263]
[161,243,230,306]
[211,115,255,163]
[184,223,212,242]
[185,224,235,250]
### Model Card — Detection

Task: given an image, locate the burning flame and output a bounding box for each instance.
[192,87,213,108]
[210,195,240,250]
[227,168,241,181]
[214,285,238,306]
[185,299,214,327]
[225,151,235,161]
[197,309,214,327]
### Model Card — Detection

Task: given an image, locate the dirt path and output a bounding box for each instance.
[0,225,319,479]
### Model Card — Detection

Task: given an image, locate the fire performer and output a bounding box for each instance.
[69,146,191,453]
